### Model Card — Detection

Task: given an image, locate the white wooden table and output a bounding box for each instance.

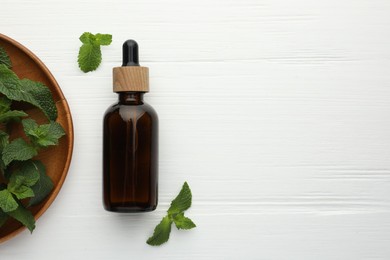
[2,0,390,259]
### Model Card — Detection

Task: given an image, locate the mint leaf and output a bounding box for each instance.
[0,189,18,212]
[0,65,38,107]
[0,131,9,171]
[78,32,112,73]
[173,213,196,230]
[79,32,95,44]
[7,204,35,233]
[0,96,12,114]
[8,182,34,200]
[0,110,27,122]
[21,118,38,133]
[168,182,192,215]
[28,161,53,206]
[8,160,40,199]
[23,119,65,148]
[0,47,11,68]
[20,79,58,121]
[78,43,102,73]
[13,161,41,186]
[146,216,172,246]
[0,130,9,150]
[0,65,57,120]
[147,182,196,246]
[95,34,112,45]
[2,138,37,166]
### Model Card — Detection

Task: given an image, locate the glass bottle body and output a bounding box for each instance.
[103,92,158,212]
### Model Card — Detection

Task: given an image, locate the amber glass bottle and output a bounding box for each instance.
[103,40,158,212]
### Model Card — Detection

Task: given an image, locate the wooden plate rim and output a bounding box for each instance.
[0,33,74,243]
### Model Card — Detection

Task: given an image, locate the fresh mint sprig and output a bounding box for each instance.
[77,32,112,73]
[147,182,196,246]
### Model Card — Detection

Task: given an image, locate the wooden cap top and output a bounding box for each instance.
[113,66,149,92]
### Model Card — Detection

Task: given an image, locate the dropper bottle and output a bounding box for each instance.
[103,40,158,212]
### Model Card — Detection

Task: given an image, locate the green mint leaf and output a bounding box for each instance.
[0,209,8,227]
[95,34,112,46]
[8,160,40,199]
[78,43,102,73]
[8,182,34,200]
[28,160,53,206]
[78,32,112,73]
[173,213,196,230]
[168,182,192,215]
[0,46,12,68]
[0,189,18,212]
[0,65,38,106]
[79,32,95,44]
[22,118,38,133]
[0,131,9,171]
[146,216,172,246]
[23,119,65,148]
[0,110,27,123]
[7,204,35,233]
[2,138,38,166]
[20,79,58,121]
[0,96,12,114]
[147,182,196,246]
[0,130,9,150]
[0,66,57,120]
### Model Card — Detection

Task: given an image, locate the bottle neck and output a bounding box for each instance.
[117,92,145,104]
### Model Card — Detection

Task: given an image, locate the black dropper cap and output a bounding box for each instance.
[122,40,140,66]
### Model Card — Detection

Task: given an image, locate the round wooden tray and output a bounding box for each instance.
[0,34,73,243]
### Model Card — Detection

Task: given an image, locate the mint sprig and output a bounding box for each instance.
[0,47,65,233]
[77,32,112,73]
[147,182,196,246]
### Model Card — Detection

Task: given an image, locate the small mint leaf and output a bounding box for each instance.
[168,182,192,215]
[7,204,35,233]
[95,34,112,46]
[22,118,38,135]
[146,216,172,246]
[0,130,9,150]
[0,65,38,106]
[8,160,40,199]
[23,119,65,148]
[0,131,9,171]
[28,161,53,206]
[0,189,18,212]
[0,96,12,114]
[20,79,58,121]
[0,47,11,68]
[2,138,38,166]
[8,182,34,200]
[0,110,27,122]
[173,213,196,230]
[78,43,102,73]
[79,32,95,44]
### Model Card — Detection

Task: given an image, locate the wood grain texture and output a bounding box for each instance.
[113,66,149,92]
[1,0,390,259]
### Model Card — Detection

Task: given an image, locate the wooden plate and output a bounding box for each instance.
[0,34,73,243]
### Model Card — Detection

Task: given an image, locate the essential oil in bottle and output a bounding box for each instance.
[103,40,158,212]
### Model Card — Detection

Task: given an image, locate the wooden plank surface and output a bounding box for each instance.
[1,0,390,259]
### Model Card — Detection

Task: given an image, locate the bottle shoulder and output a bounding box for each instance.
[104,101,158,121]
